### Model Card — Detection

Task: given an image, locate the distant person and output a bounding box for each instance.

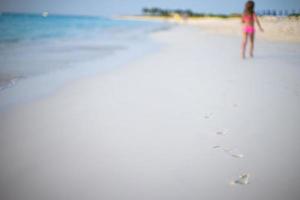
[181,13,189,23]
[241,1,264,59]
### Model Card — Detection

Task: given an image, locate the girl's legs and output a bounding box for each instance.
[249,33,255,58]
[241,32,248,59]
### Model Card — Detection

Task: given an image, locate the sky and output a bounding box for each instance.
[1,0,300,16]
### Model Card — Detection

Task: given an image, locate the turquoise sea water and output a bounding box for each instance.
[0,13,171,110]
[0,13,158,43]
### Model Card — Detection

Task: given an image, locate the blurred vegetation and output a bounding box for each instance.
[142,7,300,18]
[142,7,240,18]
[288,13,300,17]
[142,7,241,18]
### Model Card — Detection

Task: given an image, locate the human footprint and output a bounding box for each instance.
[213,146,244,158]
[230,173,250,185]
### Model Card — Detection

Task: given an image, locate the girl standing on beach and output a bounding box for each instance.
[241,1,263,59]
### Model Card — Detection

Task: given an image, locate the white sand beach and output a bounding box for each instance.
[1,24,300,200]
[120,16,300,43]
[187,17,300,43]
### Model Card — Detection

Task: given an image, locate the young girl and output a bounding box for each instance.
[241,1,263,59]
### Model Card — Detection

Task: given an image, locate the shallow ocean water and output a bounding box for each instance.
[0,13,171,110]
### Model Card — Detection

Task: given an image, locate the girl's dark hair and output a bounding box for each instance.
[244,1,255,15]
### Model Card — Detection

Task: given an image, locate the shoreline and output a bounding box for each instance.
[0,20,167,112]
[1,15,298,112]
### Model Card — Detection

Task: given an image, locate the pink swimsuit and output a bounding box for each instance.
[243,14,255,34]
[244,26,255,34]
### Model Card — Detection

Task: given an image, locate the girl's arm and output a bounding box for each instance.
[241,14,245,23]
[255,13,264,32]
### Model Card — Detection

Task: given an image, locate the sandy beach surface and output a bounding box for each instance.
[1,25,300,200]
[188,17,300,43]
[120,16,300,43]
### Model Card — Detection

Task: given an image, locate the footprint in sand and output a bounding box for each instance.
[223,148,244,158]
[233,103,239,108]
[216,131,226,135]
[204,113,212,119]
[213,146,244,158]
[230,173,250,186]
[212,130,249,185]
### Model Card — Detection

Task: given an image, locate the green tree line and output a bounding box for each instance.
[142,7,240,18]
[142,7,300,17]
